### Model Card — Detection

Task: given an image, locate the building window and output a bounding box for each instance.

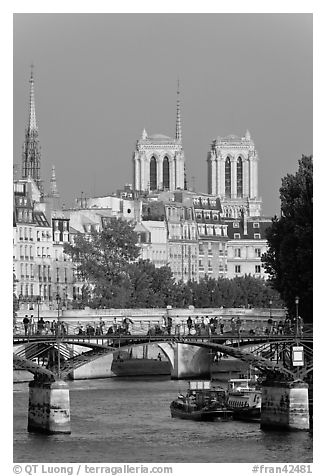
[255,248,261,258]
[37,231,40,241]
[255,265,261,273]
[254,233,261,239]
[163,156,170,189]
[225,157,231,198]
[237,157,243,198]
[233,222,239,228]
[234,248,241,258]
[234,233,241,239]
[150,156,157,190]
[199,244,204,255]
[235,265,241,274]
[253,222,260,228]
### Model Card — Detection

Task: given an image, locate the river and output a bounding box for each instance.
[13,377,312,463]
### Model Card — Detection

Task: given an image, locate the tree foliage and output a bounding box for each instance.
[262,155,313,322]
[64,218,140,307]
[65,218,284,310]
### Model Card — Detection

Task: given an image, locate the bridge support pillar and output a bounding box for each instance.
[170,343,211,380]
[261,380,309,431]
[28,379,71,434]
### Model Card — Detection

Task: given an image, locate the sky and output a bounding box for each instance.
[13,13,312,216]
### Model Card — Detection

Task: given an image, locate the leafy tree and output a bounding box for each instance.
[262,155,313,322]
[64,218,139,308]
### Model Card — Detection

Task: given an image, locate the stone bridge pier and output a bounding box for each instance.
[159,342,211,379]
[28,378,71,434]
[261,379,309,431]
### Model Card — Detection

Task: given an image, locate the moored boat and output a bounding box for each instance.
[170,380,233,421]
[226,378,261,422]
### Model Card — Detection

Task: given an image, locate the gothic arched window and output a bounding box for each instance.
[237,157,243,198]
[225,157,231,197]
[163,156,170,189]
[150,157,157,190]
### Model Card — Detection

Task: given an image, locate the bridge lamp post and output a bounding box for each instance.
[36,295,41,321]
[295,296,300,341]
[56,294,61,379]
[269,299,272,320]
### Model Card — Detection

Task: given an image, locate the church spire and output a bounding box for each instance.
[50,165,59,198]
[175,79,182,142]
[22,65,42,194]
[28,64,37,133]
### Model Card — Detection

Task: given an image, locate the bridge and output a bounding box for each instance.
[13,327,313,434]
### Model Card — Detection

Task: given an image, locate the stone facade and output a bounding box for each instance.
[133,130,185,192]
[165,201,198,283]
[224,216,271,279]
[193,195,229,279]
[207,131,262,217]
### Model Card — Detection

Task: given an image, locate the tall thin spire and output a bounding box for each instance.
[175,79,182,142]
[22,65,42,194]
[28,64,37,132]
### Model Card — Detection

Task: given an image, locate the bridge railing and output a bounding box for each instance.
[14,317,311,339]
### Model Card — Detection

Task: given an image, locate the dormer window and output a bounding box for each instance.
[234,233,241,239]
[233,222,239,228]
[253,223,260,228]
[254,233,261,239]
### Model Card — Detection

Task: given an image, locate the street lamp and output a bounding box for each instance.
[56,294,62,379]
[269,299,272,319]
[56,294,61,323]
[295,296,300,339]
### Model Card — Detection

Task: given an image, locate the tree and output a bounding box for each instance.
[64,218,140,308]
[262,155,313,322]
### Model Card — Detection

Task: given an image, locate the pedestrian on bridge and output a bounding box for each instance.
[29,315,35,335]
[187,316,193,335]
[231,317,236,333]
[236,316,242,337]
[219,319,224,335]
[23,315,29,336]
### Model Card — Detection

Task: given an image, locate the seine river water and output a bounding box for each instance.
[13,377,312,463]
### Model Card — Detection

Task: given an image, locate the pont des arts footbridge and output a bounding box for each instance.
[13,308,313,435]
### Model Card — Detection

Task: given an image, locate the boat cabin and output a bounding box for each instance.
[227,378,256,393]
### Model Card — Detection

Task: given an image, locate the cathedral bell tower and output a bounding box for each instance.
[22,65,43,195]
[133,82,185,193]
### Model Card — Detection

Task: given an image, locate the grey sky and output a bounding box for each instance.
[13,13,312,216]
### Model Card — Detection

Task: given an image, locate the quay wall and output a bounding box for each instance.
[28,379,71,434]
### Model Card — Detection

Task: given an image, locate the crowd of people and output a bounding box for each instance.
[22,314,68,336]
[18,313,304,338]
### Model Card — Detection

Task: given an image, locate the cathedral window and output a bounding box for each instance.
[237,157,243,197]
[225,157,231,197]
[150,157,157,190]
[163,157,170,189]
